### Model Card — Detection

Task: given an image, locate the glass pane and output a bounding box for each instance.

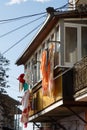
[82,27,87,57]
[54,26,60,66]
[54,43,60,66]
[65,27,77,63]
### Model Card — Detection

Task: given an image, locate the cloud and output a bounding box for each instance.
[6,0,28,5]
[34,0,50,2]
[6,0,50,5]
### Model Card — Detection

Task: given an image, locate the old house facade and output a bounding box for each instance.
[16,0,87,129]
[0,94,21,130]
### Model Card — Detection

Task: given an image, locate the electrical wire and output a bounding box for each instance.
[55,0,80,11]
[55,3,69,11]
[1,2,79,55]
[0,1,77,24]
[2,21,44,55]
[0,14,46,38]
[75,0,80,4]
[0,14,46,25]
[0,12,46,23]
[68,0,80,7]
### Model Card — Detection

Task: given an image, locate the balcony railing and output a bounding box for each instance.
[73,56,87,94]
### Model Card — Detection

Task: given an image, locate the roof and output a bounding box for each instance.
[16,8,87,66]
[16,13,58,65]
[0,94,21,115]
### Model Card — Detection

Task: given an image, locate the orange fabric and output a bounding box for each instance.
[40,50,49,96]
[40,44,55,96]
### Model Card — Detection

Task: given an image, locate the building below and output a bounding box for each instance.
[0,94,21,130]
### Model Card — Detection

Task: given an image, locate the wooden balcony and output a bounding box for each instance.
[28,60,87,124]
[30,68,62,115]
[29,66,75,122]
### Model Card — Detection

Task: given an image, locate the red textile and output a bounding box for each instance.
[21,90,31,128]
[17,73,25,83]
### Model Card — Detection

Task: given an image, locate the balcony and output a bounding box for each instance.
[73,56,87,101]
[28,52,87,124]
[28,55,87,126]
[29,65,76,122]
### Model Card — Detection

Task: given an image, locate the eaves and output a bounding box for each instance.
[15,13,59,65]
[16,9,87,66]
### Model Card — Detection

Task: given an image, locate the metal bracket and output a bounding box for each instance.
[49,117,67,130]
[66,106,87,124]
[33,122,40,128]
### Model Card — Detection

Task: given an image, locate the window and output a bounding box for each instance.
[65,27,77,64]
[64,21,87,66]
[32,53,37,84]
[37,49,41,81]
[24,64,27,70]
[54,26,60,66]
[81,27,87,57]
[42,43,45,51]
[47,38,50,49]
[56,26,60,42]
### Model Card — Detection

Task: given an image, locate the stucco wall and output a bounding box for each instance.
[59,112,85,130]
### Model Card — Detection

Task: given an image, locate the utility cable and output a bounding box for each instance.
[55,0,80,11]
[1,1,80,54]
[0,14,46,38]
[0,1,79,24]
[0,14,46,25]
[0,12,46,23]
[55,3,69,11]
[68,0,80,7]
[2,22,44,55]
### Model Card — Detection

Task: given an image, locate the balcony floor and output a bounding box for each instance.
[29,100,87,123]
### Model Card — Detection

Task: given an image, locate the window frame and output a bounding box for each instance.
[64,22,87,66]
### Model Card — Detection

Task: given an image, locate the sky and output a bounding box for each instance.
[0,0,68,129]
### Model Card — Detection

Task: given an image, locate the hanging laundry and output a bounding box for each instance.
[21,90,31,128]
[17,73,25,83]
[19,82,23,92]
[48,44,55,97]
[17,73,30,92]
[23,82,29,92]
[40,50,49,96]
[24,69,33,86]
[17,73,33,128]
[40,44,55,97]
[17,73,25,92]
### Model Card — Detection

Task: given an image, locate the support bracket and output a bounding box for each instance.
[66,106,87,124]
[49,117,67,130]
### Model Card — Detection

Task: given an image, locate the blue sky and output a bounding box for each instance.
[0,0,68,129]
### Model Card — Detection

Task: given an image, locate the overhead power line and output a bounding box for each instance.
[2,22,44,55]
[0,1,76,23]
[55,3,69,10]
[1,2,79,55]
[0,14,46,38]
[55,0,80,11]
[0,12,46,23]
[0,1,78,24]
